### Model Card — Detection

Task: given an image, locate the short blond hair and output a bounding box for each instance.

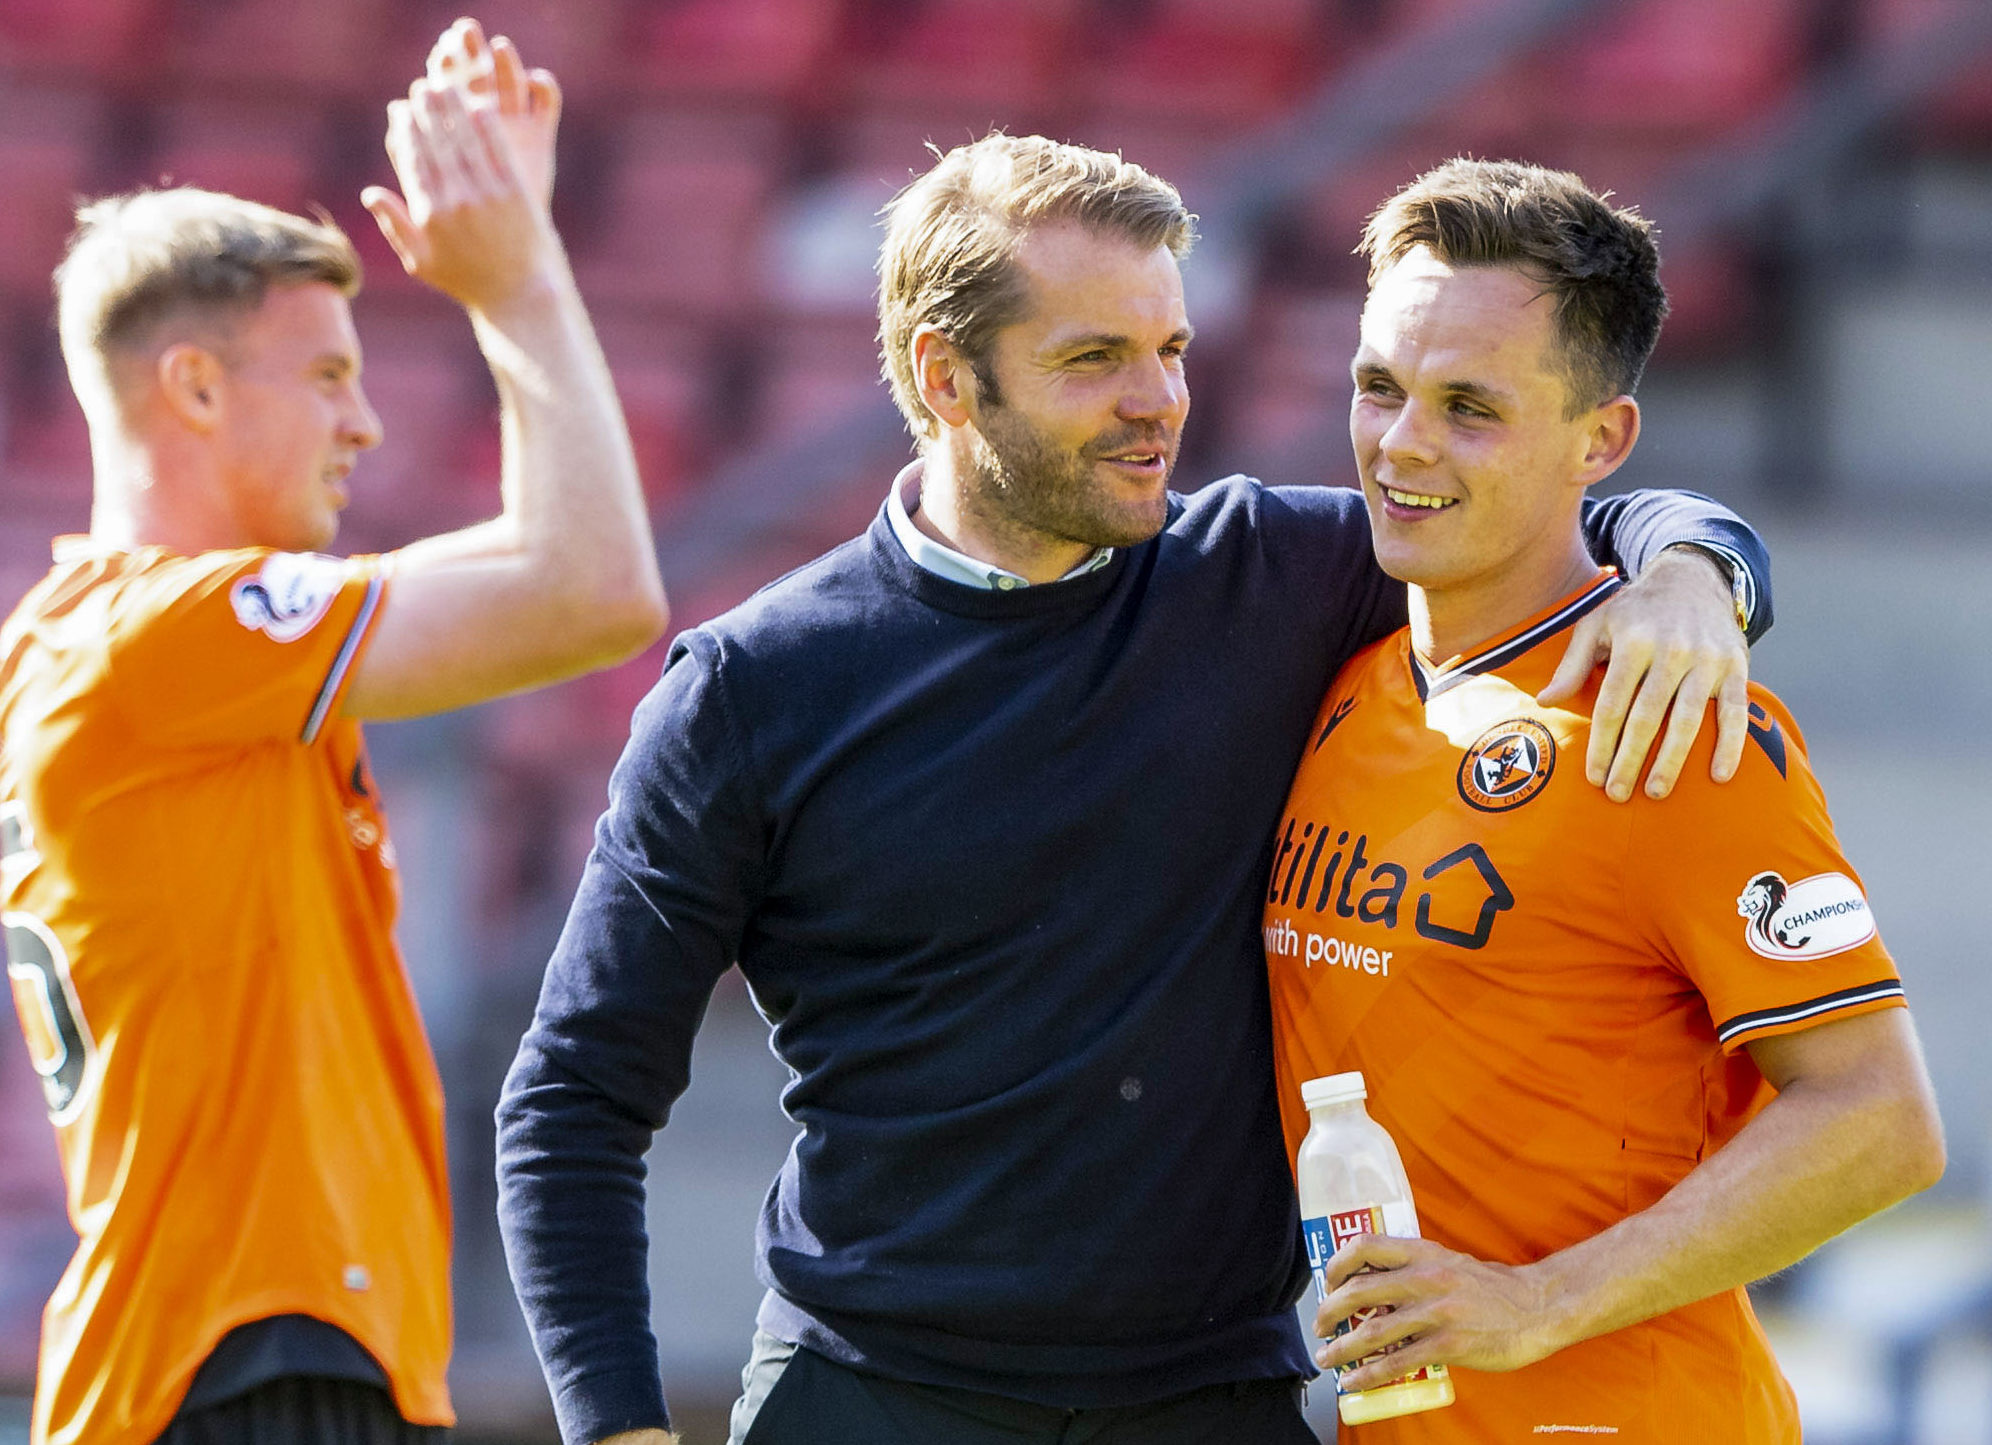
[56,187,360,404]
[877,133,1196,441]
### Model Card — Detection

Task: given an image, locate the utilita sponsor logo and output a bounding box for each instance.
[1264,918,1392,976]
[1268,818,1514,951]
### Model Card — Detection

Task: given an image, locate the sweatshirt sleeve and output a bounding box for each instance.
[496,631,766,1444]
[1578,488,1775,642]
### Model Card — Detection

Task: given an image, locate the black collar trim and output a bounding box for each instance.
[1412,573,1625,702]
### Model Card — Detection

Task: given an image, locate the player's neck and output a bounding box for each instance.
[1410,542,1601,664]
[88,433,238,555]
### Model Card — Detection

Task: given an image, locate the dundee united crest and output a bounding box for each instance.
[1457,718,1556,813]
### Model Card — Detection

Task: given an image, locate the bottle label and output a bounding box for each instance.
[1302,1203,1447,1395]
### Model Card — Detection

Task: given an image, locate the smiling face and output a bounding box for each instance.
[957,222,1193,559]
[1351,248,1638,650]
[209,281,382,552]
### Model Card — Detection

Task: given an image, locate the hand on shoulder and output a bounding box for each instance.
[1538,549,1750,803]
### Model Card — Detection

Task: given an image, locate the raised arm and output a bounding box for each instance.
[1312,1007,1943,1390]
[345,22,666,720]
[1548,489,1774,802]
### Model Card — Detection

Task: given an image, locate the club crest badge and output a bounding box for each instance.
[1735,870,1876,960]
[1457,718,1556,813]
[230,553,347,643]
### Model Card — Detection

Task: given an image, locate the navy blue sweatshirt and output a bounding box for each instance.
[495,477,1771,1443]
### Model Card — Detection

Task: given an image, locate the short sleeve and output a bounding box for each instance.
[1629,687,1903,1052]
[108,549,387,748]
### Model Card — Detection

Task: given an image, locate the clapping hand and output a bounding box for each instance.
[360,18,564,313]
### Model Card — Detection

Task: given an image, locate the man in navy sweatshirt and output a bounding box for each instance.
[496,134,1772,1445]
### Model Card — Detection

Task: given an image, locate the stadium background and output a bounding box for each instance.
[1,0,1989,1439]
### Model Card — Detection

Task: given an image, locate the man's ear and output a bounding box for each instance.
[156,343,226,433]
[1576,395,1641,488]
[910,325,974,431]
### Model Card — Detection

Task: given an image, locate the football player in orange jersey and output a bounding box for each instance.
[1268,160,1944,1442]
[0,19,664,1445]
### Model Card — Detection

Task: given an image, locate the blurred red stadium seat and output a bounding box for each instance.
[831,103,1024,191]
[1380,0,1548,27]
[1079,0,1332,125]
[574,110,783,314]
[1058,109,1244,197]
[0,539,58,627]
[1650,241,1759,356]
[0,400,93,524]
[844,0,1078,112]
[161,0,402,100]
[1220,286,1364,486]
[149,100,326,214]
[625,0,849,103]
[0,0,168,80]
[1293,140,1466,266]
[594,316,716,512]
[1545,0,1808,137]
[340,310,486,543]
[1861,0,1992,145]
[0,87,104,299]
[750,314,887,442]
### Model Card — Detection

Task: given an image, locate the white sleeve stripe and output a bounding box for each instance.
[1715,980,1904,1043]
[300,575,383,745]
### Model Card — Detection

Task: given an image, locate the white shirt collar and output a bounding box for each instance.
[885,461,1113,591]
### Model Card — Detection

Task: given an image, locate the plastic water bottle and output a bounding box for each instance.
[1297,1070,1455,1426]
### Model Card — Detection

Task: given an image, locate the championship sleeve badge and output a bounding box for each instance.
[1736,870,1877,960]
[230,552,350,642]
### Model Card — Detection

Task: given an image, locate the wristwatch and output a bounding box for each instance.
[1664,542,1751,634]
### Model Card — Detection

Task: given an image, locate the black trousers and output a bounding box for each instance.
[155,1377,451,1445]
[737,1341,1316,1445]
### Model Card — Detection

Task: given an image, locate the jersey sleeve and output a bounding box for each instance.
[108,549,387,748]
[1628,687,1903,1051]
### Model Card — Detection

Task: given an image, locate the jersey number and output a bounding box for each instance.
[3,806,95,1121]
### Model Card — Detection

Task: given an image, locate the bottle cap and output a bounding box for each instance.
[1300,1071,1367,1110]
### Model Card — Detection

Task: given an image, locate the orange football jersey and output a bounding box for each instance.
[0,539,453,1445]
[1266,571,1902,1444]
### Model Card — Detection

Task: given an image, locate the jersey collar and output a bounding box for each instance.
[51,535,126,563]
[1412,569,1623,702]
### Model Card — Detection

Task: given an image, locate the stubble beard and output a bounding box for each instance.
[967,401,1175,554]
